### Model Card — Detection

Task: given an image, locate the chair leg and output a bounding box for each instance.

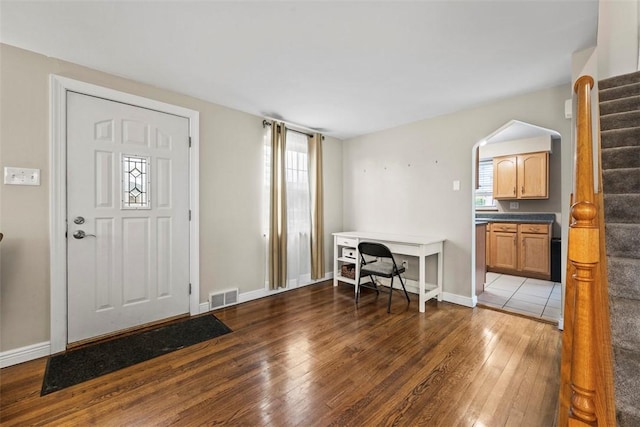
[398,274,410,303]
[356,270,361,304]
[387,276,394,313]
[370,276,380,294]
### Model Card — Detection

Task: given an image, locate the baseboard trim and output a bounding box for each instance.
[215,273,335,309]
[357,277,474,308]
[199,302,210,314]
[1,341,51,368]
[348,277,477,308]
[442,292,475,308]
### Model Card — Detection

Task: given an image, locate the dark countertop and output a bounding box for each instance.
[475,213,555,224]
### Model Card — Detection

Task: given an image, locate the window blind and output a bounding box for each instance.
[476,159,495,207]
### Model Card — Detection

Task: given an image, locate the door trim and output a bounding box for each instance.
[49,75,200,354]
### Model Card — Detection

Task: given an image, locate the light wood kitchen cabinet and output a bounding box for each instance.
[489,223,518,270]
[487,222,551,280]
[493,156,518,199]
[519,223,551,277]
[493,152,549,200]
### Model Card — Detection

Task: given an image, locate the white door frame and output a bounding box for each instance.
[49,75,200,354]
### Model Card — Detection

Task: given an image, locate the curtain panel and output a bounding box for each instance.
[269,122,287,289]
[308,133,325,280]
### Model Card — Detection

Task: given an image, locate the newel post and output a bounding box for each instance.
[568,75,599,425]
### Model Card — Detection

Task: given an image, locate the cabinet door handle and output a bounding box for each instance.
[521,185,525,194]
[513,187,516,195]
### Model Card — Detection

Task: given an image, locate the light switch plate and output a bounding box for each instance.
[4,167,40,186]
[510,201,520,209]
[453,180,460,191]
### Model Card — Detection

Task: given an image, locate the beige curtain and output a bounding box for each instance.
[308,133,325,280]
[269,122,287,289]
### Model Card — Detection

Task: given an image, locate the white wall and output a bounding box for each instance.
[478,135,552,159]
[598,0,639,78]
[0,43,343,352]
[343,85,572,301]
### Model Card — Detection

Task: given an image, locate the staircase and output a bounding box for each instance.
[599,70,640,426]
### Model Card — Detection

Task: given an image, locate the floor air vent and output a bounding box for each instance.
[209,288,239,310]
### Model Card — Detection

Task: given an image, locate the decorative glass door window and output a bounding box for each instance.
[122,154,150,209]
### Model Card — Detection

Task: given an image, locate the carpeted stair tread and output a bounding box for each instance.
[613,346,640,425]
[607,256,640,300]
[600,96,640,116]
[602,168,640,194]
[610,296,640,350]
[618,411,640,427]
[604,194,640,223]
[605,223,640,259]
[601,127,640,149]
[600,110,640,131]
[601,146,640,169]
[600,70,640,90]
[600,82,640,102]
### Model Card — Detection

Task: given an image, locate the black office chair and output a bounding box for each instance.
[356,242,410,313]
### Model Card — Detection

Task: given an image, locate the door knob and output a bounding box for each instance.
[73,230,96,239]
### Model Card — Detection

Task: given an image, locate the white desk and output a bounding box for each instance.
[333,231,445,313]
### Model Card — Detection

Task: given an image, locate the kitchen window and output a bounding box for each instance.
[476,159,496,209]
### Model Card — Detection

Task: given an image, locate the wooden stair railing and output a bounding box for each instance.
[558,76,616,426]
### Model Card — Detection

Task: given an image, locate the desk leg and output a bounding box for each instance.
[354,243,360,298]
[333,236,338,287]
[437,244,443,302]
[419,250,426,313]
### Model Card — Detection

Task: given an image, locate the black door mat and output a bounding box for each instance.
[41,314,232,395]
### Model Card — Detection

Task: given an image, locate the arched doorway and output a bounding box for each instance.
[471,120,564,325]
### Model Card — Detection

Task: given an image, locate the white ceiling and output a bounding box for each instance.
[0,1,598,139]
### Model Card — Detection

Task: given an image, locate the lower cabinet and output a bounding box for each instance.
[489,223,518,270]
[519,226,550,277]
[487,222,551,280]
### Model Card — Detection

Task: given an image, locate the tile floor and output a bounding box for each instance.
[477,272,562,323]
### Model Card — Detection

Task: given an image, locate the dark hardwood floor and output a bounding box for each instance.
[0,281,561,426]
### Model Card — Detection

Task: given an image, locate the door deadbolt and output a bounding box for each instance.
[73,216,85,225]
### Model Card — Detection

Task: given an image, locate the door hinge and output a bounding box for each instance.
[189,137,192,148]
[189,210,192,221]
[189,283,192,295]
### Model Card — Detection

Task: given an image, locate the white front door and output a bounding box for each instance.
[66,92,190,344]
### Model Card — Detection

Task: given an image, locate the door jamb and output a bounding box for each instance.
[50,75,200,354]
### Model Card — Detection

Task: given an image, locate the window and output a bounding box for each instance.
[263,129,311,286]
[122,154,150,209]
[284,131,310,235]
[476,159,495,208]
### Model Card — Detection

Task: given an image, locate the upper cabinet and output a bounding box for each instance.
[493,156,518,199]
[493,151,549,199]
